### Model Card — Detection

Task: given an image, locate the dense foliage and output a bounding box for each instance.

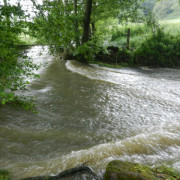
[29,0,180,68]
[133,30,180,67]
[0,1,39,109]
[0,169,10,180]
[29,0,142,60]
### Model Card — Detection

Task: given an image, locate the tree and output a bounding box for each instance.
[74,0,80,46]
[0,0,39,109]
[29,0,143,61]
[82,0,92,43]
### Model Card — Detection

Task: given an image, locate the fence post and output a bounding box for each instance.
[127,28,130,50]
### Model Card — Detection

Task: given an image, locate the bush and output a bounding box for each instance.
[0,4,41,109]
[117,48,132,63]
[133,29,180,67]
[0,170,10,180]
[73,38,103,62]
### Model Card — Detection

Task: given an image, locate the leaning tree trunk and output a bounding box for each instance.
[82,0,92,44]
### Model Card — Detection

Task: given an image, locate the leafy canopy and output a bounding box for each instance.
[29,0,143,59]
[0,0,39,109]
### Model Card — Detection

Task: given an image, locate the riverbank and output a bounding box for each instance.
[93,36,180,68]
[68,40,180,69]
[1,160,180,180]
[89,60,180,70]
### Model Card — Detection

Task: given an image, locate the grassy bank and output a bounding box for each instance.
[110,18,180,48]
[19,34,38,46]
[100,18,180,68]
[160,18,180,36]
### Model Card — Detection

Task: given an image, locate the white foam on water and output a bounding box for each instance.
[12,123,180,179]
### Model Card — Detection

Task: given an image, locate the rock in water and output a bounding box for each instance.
[104,160,180,180]
[57,165,99,180]
[22,165,99,180]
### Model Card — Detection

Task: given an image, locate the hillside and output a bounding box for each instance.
[142,0,180,20]
[154,0,180,20]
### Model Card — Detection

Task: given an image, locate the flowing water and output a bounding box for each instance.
[0,46,180,179]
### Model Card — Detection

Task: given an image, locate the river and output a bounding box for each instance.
[0,46,180,179]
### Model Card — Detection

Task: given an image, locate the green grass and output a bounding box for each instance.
[160,18,180,35]
[19,34,37,46]
[109,35,147,48]
[109,22,154,48]
[109,17,180,48]
[101,17,180,68]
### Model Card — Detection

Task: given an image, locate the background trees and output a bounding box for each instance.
[29,0,143,60]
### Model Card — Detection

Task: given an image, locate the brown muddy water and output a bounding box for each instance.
[0,46,180,179]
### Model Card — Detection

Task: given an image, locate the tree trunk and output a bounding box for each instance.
[91,22,96,35]
[3,0,10,27]
[63,0,69,56]
[82,0,92,44]
[127,28,130,50]
[3,0,7,6]
[64,0,68,15]
[74,0,80,46]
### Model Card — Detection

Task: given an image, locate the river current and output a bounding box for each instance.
[0,46,180,179]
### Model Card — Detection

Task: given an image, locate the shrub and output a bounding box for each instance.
[73,37,103,62]
[0,170,10,180]
[117,48,132,63]
[0,5,40,109]
[133,29,180,67]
